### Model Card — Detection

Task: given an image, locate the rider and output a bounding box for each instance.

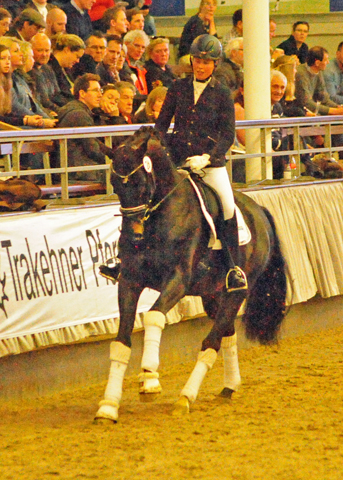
[155,34,247,293]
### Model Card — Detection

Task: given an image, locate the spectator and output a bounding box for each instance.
[295,46,343,115]
[102,5,128,38]
[45,7,67,38]
[88,0,115,32]
[277,21,310,64]
[214,37,243,95]
[0,8,11,37]
[323,41,343,105]
[49,33,85,106]
[6,8,46,42]
[141,3,156,37]
[96,34,122,85]
[30,32,65,113]
[116,43,133,82]
[144,37,177,92]
[221,8,242,51]
[123,29,149,95]
[63,0,95,41]
[58,73,115,182]
[178,0,217,60]
[133,85,167,123]
[126,7,144,31]
[72,31,107,78]
[94,83,126,125]
[25,0,57,21]
[0,43,43,127]
[270,18,284,64]
[116,80,135,122]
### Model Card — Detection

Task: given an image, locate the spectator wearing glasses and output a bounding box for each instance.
[123,29,149,95]
[72,31,107,78]
[277,21,310,64]
[58,73,116,182]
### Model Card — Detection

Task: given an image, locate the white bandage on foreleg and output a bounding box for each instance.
[180,348,217,403]
[221,334,241,391]
[141,311,166,372]
[104,341,131,405]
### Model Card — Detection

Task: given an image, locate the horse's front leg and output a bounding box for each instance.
[94,280,143,423]
[139,267,190,398]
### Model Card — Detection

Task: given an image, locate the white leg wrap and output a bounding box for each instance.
[180,348,217,403]
[222,334,241,391]
[141,311,165,372]
[95,342,131,421]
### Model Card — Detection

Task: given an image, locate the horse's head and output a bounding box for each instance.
[111,127,158,244]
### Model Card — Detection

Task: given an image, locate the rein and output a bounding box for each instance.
[144,175,189,220]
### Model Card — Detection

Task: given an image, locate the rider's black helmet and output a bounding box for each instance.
[189,34,222,61]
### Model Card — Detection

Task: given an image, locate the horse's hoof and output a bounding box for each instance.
[172,396,190,416]
[94,402,118,423]
[217,387,234,401]
[138,371,162,398]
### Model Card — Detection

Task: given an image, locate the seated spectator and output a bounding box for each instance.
[144,37,177,92]
[277,21,309,64]
[222,8,242,51]
[30,32,65,113]
[214,37,243,95]
[0,43,44,127]
[133,85,167,123]
[72,31,107,79]
[93,83,127,126]
[0,8,11,37]
[25,0,57,22]
[6,8,46,42]
[88,0,115,32]
[102,5,128,38]
[323,41,343,105]
[63,0,94,41]
[178,0,217,61]
[123,29,149,95]
[126,7,144,31]
[270,18,284,64]
[116,80,135,123]
[45,7,67,38]
[49,33,85,106]
[295,46,343,116]
[58,73,116,182]
[117,43,134,83]
[96,34,122,85]
[142,2,156,37]
[0,36,55,124]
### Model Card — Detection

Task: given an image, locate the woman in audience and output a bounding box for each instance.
[134,85,168,123]
[144,37,177,92]
[178,0,218,61]
[0,36,56,127]
[0,8,11,37]
[0,43,44,127]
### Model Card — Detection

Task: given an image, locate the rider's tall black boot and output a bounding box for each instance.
[221,215,248,293]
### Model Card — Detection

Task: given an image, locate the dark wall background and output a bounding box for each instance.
[150,0,185,17]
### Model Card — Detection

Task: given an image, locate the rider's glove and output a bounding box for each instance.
[186,154,211,171]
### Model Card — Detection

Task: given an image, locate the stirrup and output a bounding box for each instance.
[99,263,121,283]
[226,266,248,293]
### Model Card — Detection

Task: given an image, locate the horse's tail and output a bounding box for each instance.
[242,207,287,345]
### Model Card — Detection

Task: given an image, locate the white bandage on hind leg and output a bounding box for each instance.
[103,341,131,405]
[221,334,241,391]
[180,348,217,403]
[141,311,166,372]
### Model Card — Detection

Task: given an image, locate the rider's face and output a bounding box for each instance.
[192,57,215,81]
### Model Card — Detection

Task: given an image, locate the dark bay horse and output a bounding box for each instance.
[95,127,287,422]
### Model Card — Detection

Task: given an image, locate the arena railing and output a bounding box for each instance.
[1,115,343,200]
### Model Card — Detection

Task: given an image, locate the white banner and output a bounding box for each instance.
[0,204,159,340]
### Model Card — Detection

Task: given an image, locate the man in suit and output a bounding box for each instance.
[63,0,95,41]
[155,34,247,293]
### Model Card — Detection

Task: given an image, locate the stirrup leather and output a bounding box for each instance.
[226,266,248,293]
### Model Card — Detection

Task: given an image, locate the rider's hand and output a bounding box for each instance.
[186,154,211,171]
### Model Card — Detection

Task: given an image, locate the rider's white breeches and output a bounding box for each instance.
[201,166,235,220]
